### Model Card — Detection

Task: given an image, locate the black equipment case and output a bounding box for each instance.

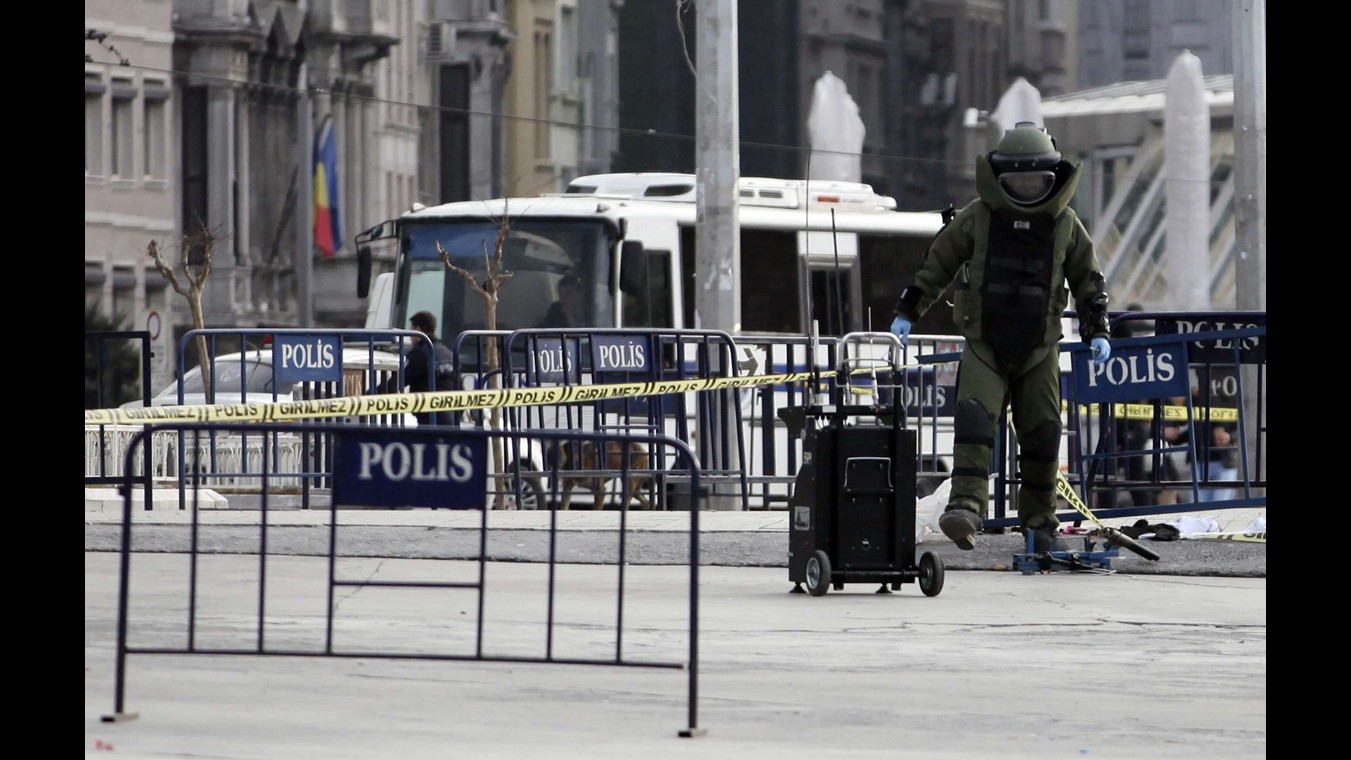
[779,333,945,597]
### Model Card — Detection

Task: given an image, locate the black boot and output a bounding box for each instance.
[939,507,983,551]
[1029,525,1067,553]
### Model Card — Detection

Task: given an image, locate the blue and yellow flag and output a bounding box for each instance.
[313,115,342,258]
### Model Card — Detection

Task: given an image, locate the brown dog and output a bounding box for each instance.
[550,440,654,511]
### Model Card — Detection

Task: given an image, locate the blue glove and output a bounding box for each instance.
[1090,337,1111,364]
[890,316,913,346]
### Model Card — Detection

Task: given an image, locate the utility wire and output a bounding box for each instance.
[83,48,1228,196]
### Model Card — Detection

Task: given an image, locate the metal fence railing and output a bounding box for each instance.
[85,311,1266,527]
[100,422,705,735]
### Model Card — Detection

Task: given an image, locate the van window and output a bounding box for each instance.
[171,359,289,396]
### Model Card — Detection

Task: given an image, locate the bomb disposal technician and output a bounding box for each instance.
[889,121,1113,553]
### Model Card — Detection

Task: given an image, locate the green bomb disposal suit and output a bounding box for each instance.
[892,125,1110,540]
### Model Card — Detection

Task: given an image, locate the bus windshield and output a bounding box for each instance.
[400,219,618,338]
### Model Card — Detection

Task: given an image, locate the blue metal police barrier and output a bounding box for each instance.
[162,327,424,511]
[1095,311,1266,518]
[332,426,488,508]
[496,328,751,511]
[1062,332,1199,522]
[728,334,840,508]
[443,329,967,512]
[980,312,1266,530]
[899,342,964,493]
[103,422,707,736]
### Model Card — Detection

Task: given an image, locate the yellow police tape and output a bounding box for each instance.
[1084,401,1239,423]
[86,368,1242,426]
[846,385,1237,422]
[1180,531,1266,543]
[1054,469,1106,529]
[83,370,826,426]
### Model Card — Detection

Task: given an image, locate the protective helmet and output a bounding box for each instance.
[990,121,1061,205]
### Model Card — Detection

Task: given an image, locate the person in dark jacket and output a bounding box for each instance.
[889,122,1113,553]
[381,310,455,424]
[1163,385,1240,502]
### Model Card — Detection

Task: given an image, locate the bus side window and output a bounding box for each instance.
[809,266,855,336]
[624,249,673,328]
[741,229,799,333]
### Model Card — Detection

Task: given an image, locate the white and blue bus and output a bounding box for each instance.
[355,172,950,339]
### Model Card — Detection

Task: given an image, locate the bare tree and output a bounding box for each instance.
[437,206,517,509]
[147,226,221,398]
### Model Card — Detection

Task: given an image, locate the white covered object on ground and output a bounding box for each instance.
[915,477,950,543]
[1171,515,1221,536]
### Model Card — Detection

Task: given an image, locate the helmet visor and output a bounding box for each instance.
[999,170,1056,205]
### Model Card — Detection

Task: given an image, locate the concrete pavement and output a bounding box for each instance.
[84,495,1266,577]
[85,500,1265,758]
[85,553,1265,759]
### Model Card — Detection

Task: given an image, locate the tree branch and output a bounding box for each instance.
[146,240,188,296]
[437,241,491,298]
[184,228,214,290]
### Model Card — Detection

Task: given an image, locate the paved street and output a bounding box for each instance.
[85,507,1265,759]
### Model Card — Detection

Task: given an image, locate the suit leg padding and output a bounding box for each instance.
[954,398,996,449]
[1017,419,1061,529]
[950,398,996,513]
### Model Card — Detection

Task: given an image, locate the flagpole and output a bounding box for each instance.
[297,73,314,327]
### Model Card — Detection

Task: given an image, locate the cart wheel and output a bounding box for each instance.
[918,551,945,597]
[805,550,832,596]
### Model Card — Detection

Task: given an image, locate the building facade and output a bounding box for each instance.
[503,0,563,196]
[85,0,178,385]
[85,0,1075,392]
[1076,0,1233,87]
[86,0,1246,396]
[575,0,625,178]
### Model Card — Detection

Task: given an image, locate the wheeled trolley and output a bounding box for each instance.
[780,332,945,597]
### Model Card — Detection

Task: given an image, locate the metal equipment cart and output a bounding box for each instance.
[779,332,945,597]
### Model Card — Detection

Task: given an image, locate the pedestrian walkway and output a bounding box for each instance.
[85,491,1265,581]
[84,487,1265,536]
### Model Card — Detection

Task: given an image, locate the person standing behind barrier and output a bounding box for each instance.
[1162,386,1239,502]
[1101,306,1157,509]
[889,122,1112,552]
[380,310,456,425]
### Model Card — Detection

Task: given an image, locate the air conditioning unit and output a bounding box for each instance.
[426,21,457,60]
